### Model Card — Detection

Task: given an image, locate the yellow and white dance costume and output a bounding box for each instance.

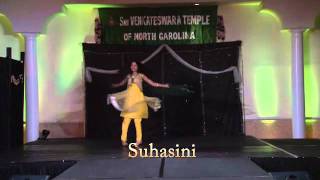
[108,73,161,145]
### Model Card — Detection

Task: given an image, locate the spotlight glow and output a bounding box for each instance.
[261,120,276,124]
[0,13,24,59]
[259,9,281,25]
[254,66,279,117]
[236,2,261,6]
[306,119,317,124]
[303,29,319,117]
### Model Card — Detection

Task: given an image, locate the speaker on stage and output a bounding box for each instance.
[270,171,311,180]
[0,48,24,151]
[10,175,50,180]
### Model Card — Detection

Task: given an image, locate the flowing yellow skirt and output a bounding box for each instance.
[108,83,161,119]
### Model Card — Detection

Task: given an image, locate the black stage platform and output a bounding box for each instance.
[1,136,320,180]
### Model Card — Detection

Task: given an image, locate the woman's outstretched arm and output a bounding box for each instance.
[112,75,128,88]
[141,74,169,88]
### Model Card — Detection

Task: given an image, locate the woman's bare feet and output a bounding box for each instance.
[135,141,142,148]
[122,141,128,146]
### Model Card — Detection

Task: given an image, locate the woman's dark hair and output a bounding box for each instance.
[122,60,145,74]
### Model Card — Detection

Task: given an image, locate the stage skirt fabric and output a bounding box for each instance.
[108,83,161,119]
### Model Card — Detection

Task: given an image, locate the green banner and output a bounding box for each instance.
[98,6,217,45]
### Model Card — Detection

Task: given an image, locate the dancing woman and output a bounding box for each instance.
[108,61,169,147]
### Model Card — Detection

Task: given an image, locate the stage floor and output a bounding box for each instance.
[1,136,320,180]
